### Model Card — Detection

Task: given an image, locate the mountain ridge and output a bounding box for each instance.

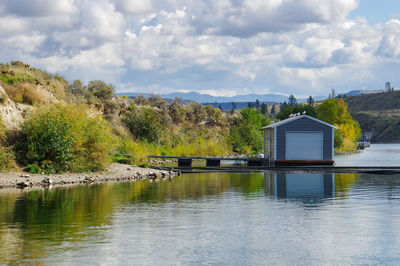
[117,91,325,103]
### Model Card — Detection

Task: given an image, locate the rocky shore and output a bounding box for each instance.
[0,163,180,190]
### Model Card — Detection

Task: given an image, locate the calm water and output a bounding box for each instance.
[335,143,400,166]
[1,145,400,265]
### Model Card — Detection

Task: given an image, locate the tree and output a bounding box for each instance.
[329,88,336,99]
[288,94,297,106]
[280,101,287,112]
[231,102,236,114]
[87,80,115,103]
[276,104,317,120]
[307,96,314,106]
[229,108,270,154]
[122,105,165,143]
[317,98,361,151]
[261,103,267,115]
[168,97,185,123]
[67,80,86,96]
[385,81,394,92]
[134,95,149,105]
[270,105,276,116]
[148,94,167,109]
[255,99,260,109]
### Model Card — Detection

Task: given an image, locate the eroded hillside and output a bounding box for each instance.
[345,91,400,143]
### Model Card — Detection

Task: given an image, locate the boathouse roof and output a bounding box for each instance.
[260,115,338,130]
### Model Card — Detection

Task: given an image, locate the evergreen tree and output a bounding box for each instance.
[307,96,314,106]
[288,94,297,106]
[261,103,267,115]
[270,105,276,116]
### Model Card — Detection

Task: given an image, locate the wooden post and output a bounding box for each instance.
[178,158,192,167]
[248,159,263,167]
[206,159,221,167]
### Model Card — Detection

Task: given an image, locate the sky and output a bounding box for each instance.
[0,0,400,97]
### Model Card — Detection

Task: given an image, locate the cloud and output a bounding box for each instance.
[1,0,400,97]
[4,0,77,17]
[114,0,154,15]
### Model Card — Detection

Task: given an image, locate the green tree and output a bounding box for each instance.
[169,97,186,124]
[276,104,317,120]
[261,103,267,115]
[122,105,165,143]
[134,95,149,105]
[229,108,270,154]
[17,103,114,173]
[67,80,86,96]
[87,80,115,103]
[317,98,361,151]
[307,96,314,106]
[148,94,167,109]
[288,94,297,106]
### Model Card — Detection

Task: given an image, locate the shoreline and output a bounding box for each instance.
[0,163,180,190]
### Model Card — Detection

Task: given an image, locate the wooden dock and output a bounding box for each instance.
[148,156,400,175]
[148,155,265,167]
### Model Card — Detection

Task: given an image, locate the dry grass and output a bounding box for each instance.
[2,82,50,104]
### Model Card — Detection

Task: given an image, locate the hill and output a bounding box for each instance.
[344,91,400,143]
[118,91,325,104]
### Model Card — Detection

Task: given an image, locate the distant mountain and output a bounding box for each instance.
[203,101,279,111]
[117,91,325,104]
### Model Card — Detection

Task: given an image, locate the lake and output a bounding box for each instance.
[1,144,400,265]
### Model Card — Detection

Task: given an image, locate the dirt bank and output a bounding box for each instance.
[0,163,180,190]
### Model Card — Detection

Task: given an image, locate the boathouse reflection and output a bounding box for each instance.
[264,172,334,200]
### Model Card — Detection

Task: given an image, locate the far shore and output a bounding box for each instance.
[0,163,180,190]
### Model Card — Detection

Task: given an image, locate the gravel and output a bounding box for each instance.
[0,163,180,190]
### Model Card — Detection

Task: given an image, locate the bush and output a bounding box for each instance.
[17,103,115,173]
[122,105,166,143]
[229,108,270,154]
[0,117,16,170]
[2,82,48,104]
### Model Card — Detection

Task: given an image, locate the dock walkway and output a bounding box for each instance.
[148,156,400,174]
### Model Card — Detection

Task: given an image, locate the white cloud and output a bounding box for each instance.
[113,0,154,15]
[1,0,400,96]
[4,0,77,17]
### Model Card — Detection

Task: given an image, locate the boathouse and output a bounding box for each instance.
[261,115,338,166]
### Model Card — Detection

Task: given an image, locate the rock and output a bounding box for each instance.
[127,167,131,170]
[17,181,31,188]
[20,174,30,178]
[42,178,54,185]
[84,176,95,183]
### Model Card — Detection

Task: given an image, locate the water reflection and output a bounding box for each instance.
[1,171,400,265]
[265,172,334,201]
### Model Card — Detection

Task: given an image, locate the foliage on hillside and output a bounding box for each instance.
[117,98,231,166]
[317,99,361,151]
[0,117,16,170]
[16,103,115,173]
[0,61,67,103]
[229,108,271,154]
[276,103,317,120]
[276,97,361,151]
[344,91,400,143]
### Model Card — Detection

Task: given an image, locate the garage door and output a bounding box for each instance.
[285,132,323,160]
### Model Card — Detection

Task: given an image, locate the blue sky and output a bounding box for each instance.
[1,0,400,97]
[351,0,400,24]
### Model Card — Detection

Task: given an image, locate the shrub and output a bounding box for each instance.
[229,108,270,154]
[0,117,16,170]
[2,82,48,104]
[122,105,166,143]
[17,103,115,173]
